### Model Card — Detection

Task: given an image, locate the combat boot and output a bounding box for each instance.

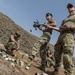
[7,51,15,56]
[40,66,49,73]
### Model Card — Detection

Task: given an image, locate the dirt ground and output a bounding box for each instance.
[0,50,75,75]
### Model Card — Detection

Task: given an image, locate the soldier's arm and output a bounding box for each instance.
[43,18,56,28]
[11,35,18,44]
[44,20,56,27]
[70,26,75,31]
[51,26,71,32]
[11,35,19,49]
[51,24,74,32]
[59,25,75,31]
[48,20,56,27]
[45,26,61,32]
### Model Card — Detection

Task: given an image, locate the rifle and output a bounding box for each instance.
[33,19,45,30]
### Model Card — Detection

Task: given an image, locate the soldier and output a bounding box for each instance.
[5,32,20,56]
[46,48,55,68]
[40,45,55,71]
[28,13,56,71]
[45,3,75,75]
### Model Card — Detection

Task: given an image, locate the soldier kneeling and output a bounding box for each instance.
[40,46,55,72]
[5,32,20,56]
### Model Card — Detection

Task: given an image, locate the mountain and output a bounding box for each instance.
[0,12,74,75]
[0,12,55,75]
[0,12,54,54]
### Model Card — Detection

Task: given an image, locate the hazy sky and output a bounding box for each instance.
[0,0,75,56]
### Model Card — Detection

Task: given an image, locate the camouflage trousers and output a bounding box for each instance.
[41,56,55,68]
[5,42,17,51]
[31,35,50,57]
[40,45,55,68]
[30,35,55,68]
[54,44,74,75]
[46,57,55,68]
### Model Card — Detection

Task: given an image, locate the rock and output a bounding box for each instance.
[8,57,12,61]
[41,72,48,75]
[34,57,41,62]
[0,43,6,50]
[25,53,29,58]
[27,63,31,67]
[25,63,31,70]
[11,63,15,67]
[3,54,7,58]
[35,73,40,75]
[5,57,9,61]
[11,59,16,62]
[16,59,20,65]
[25,66,30,70]
[20,61,24,67]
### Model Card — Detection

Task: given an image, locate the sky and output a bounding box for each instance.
[0,0,75,56]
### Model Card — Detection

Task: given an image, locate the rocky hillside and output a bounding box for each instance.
[0,12,54,54]
[0,12,75,75]
[0,12,54,75]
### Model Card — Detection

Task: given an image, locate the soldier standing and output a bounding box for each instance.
[45,3,75,75]
[28,13,56,71]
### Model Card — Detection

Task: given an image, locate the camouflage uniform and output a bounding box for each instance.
[40,45,55,68]
[29,18,55,67]
[5,36,20,52]
[46,50,55,68]
[54,14,75,75]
